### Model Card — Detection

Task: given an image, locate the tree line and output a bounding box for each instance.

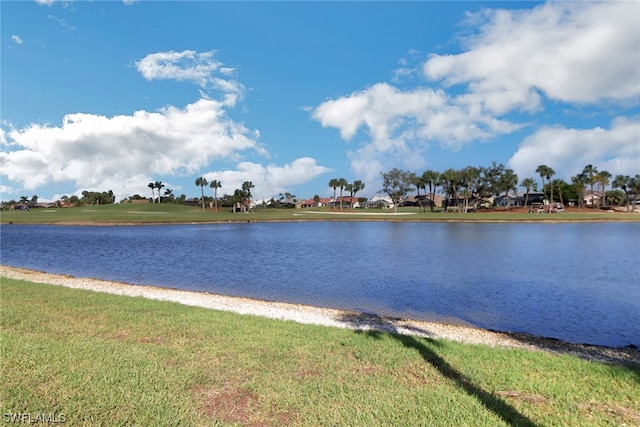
[378,163,640,213]
[3,162,637,213]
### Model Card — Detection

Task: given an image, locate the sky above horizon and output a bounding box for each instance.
[2,0,639,203]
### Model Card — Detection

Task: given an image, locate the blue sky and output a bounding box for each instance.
[2,1,639,203]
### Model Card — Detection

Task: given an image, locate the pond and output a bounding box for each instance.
[2,221,639,347]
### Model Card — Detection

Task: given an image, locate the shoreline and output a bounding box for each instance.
[1,264,638,365]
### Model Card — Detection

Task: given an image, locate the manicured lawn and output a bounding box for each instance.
[2,278,639,426]
[1,202,638,224]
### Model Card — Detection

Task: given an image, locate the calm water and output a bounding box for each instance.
[2,222,639,347]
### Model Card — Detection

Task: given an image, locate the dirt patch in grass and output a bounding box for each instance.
[197,385,259,425]
[577,400,640,425]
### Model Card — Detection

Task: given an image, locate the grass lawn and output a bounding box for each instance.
[1,202,639,224]
[1,278,639,426]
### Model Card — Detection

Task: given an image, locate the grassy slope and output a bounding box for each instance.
[1,202,639,224]
[1,278,639,426]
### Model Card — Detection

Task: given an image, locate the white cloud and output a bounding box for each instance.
[508,116,640,181]
[11,35,23,45]
[312,82,520,184]
[312,1,638,186]
[204,157,332,201]
[424,2,640,114]
[136,50,243,100]
[0,98,266,201]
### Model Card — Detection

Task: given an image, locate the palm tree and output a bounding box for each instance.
[612,175,631,212]
[535,165,555,206]
[596,170,611,208]
[163,188,174,203]
[421,170,440,212]
[571,173,588,210]
[501,169,518,210]
[337,177,348,210]
[347,180,365,210]
[551,179,566,205]
[520,177,537,208]
[148,182,155,203]
[209,180,222,211]
[154,181,164,203]
[630,175,640,209]
[461,166,479,213]
[582,164,598,208]
[195,177,208,211]
[328,178,339,210]
[242,181,254,212]
[440,168,462,212]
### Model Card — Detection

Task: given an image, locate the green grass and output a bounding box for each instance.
[1,202,638,224]
[2,278,639,426]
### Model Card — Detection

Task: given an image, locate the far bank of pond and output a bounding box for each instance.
[1,221,639,347]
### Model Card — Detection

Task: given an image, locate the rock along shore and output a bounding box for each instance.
[2,265,638,365]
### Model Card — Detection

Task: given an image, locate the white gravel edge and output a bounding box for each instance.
[1,265,534,349]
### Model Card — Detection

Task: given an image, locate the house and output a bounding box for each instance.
[493,194,523,208]
[583,190,603,207]
[364,196,394,209]
[299,197,332,208]
[493,191,545,207]
[401,195,443,208]
[329,197,360,209]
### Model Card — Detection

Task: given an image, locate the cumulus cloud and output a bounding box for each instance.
[312,82,520,183]
[424,2,640,113]
[136,50,243,101]
[0,98,266,201]
[508,116,640,181]
[11,35,23,45]
[312,1,639,184]
[204,157,332,201]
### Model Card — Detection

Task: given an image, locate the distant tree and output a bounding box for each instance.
[148,182,155,203]
[596,170,611,208]
[551,179,569,205]
[440,168,463,212]
[461,166,479,213]
[380,169,414,213]
[337,177,348,210]
[242,181,255,212]
[520,177,537,207]
[195,177,208,211]
[500,169,518,210]
[30,195,39,204]
[328,178,339,210]
[347,180,365,210]
[163,188,174,203]
[571,173,588,209]
[154,181,164,203]
[421,170,440,212]
[606,190,625,207]
[209,180,222,211]
[612,175,632,212]
[232,188,248,213]
[536,164,555,205]
[313,194,320,206]
[582,164,598,208]
[630,175,640,208]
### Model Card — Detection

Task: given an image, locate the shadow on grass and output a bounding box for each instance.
[339,312,539,427]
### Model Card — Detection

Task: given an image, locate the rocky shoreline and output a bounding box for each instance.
[2,265,638,365]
